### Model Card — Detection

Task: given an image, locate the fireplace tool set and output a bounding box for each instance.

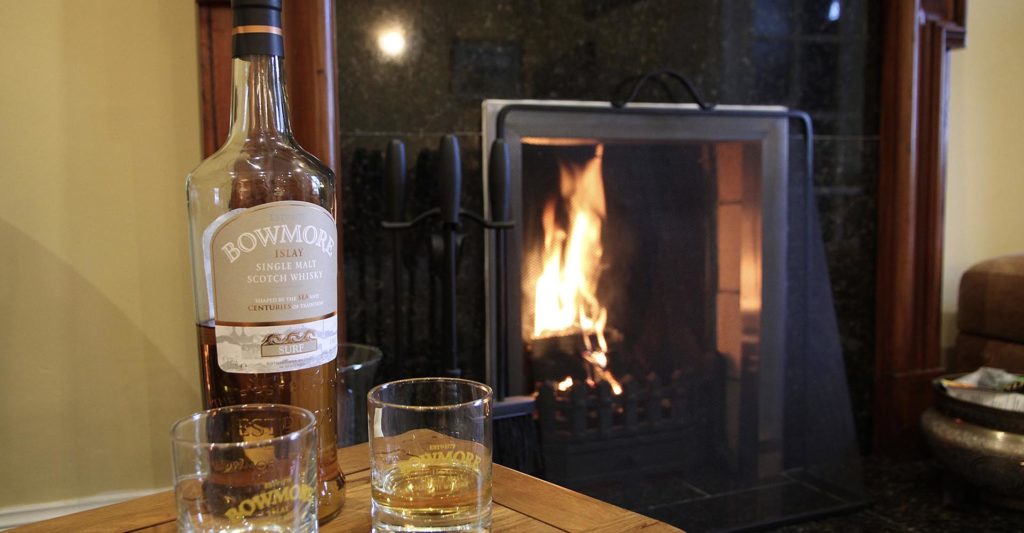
[380,136,517,392]
[379,134,540,473]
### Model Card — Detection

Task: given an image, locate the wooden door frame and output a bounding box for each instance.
[875,0,965,455]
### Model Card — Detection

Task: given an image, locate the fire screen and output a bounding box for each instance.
[482,101,867,532]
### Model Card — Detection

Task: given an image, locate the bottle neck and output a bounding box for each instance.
[227,55,292,141]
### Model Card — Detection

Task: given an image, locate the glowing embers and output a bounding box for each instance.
[528,144,622,395]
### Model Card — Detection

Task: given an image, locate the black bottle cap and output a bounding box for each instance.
[231,0,284,58]
[232,0,282,7]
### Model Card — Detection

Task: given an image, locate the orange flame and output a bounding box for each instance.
[584,350,623,395]
[532,145,621,395]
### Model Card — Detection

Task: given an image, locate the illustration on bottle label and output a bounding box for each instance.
[209,201,338,373]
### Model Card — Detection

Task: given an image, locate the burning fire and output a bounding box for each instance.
[532,145,623,395]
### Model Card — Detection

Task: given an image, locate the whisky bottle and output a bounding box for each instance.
[185,0,344,521]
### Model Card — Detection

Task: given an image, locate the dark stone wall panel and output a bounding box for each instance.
[337,0,881,447]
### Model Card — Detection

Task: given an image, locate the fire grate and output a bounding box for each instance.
[536,371,717,486]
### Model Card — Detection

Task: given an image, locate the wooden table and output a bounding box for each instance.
[13,444,682,532]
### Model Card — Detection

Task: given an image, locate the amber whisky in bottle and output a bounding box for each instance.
[185,0,344,522]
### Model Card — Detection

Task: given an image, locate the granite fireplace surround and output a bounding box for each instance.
[339,0,880,451]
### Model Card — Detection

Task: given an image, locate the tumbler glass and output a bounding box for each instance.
[337,343,383,446]
[171,404,319,532]
[368,378,493,532]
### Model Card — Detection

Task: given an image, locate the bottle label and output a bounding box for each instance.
[209,201,338,373]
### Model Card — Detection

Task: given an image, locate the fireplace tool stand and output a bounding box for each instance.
[380,135,538,472]
[381,135,515,379]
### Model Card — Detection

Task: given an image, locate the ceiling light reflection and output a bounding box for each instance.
[828,0,841,22]
[377,29,406,58]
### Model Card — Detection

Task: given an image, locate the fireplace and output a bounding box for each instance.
[482,100,867,531]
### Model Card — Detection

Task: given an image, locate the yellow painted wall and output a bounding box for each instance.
[0,1,201,506]
[943,1,1024,350]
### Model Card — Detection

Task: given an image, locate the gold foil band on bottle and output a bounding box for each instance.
[232,25,283,36]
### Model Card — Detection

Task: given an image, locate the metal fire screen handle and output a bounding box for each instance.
[611,69,717,110]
